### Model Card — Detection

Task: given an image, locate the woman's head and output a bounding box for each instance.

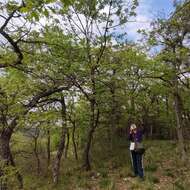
[130,123,137,131]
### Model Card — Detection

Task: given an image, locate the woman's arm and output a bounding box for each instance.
[128,132,134,141]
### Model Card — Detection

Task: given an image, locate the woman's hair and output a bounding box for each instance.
[130,123,137,130]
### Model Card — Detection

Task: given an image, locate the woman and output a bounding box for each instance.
[129,123,144,179]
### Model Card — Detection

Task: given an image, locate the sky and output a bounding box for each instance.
[0,0,175,45]
[125,0,175,41]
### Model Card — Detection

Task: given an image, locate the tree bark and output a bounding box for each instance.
[52,97,67,184]
[0,128,12,190]
[64,129,70,159]
[150,125,153,139]
[0,127,23,189]
[83,101,95,171]
[33,136,41,175]
[109,73,117,151]
[47,129,51,169]
[173,92,186,161]
[72,121,78,161]
[83,100,99,171]
[9,152,23,189]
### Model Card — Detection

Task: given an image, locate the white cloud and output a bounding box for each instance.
[124,0,154,41]
[124,0,174,42]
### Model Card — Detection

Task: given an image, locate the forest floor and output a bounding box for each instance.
[11,135,190,190]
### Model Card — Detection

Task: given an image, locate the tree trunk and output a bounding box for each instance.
[0,129,11,190]
[83,100,99,171]
[174,92,186,161]
[72,121,78,161]
[47,129,51,169]
[64,129,70,159]
[109,69,117,151]
[150,125,153,139]
[109,87,116,151]
[52,97,67,184]
[9,152,23,189]
[33,137,41,175]
[52,128,67,184]
[0,128,23,189]
[83,101,95,171]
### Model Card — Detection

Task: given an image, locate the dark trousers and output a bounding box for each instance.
[130,150,144,178]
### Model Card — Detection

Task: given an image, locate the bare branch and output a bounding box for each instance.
[0,9,17,31]
[25,85,72,110]
[72,6,86,35]
[0,31,23,68]
[96,0,113,65]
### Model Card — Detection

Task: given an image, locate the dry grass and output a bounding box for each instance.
[10,135,190,190]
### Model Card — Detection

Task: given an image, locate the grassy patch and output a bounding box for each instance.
[145,163,158,172]
[9,137,190,190]
[147,175,160,184]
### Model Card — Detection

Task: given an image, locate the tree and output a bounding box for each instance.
[55,0,139,171]
[144,0,190,161]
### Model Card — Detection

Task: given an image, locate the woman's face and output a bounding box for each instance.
[133,128,137,133]
[131,127,137,133]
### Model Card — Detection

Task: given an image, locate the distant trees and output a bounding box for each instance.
[144,0,190,161]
